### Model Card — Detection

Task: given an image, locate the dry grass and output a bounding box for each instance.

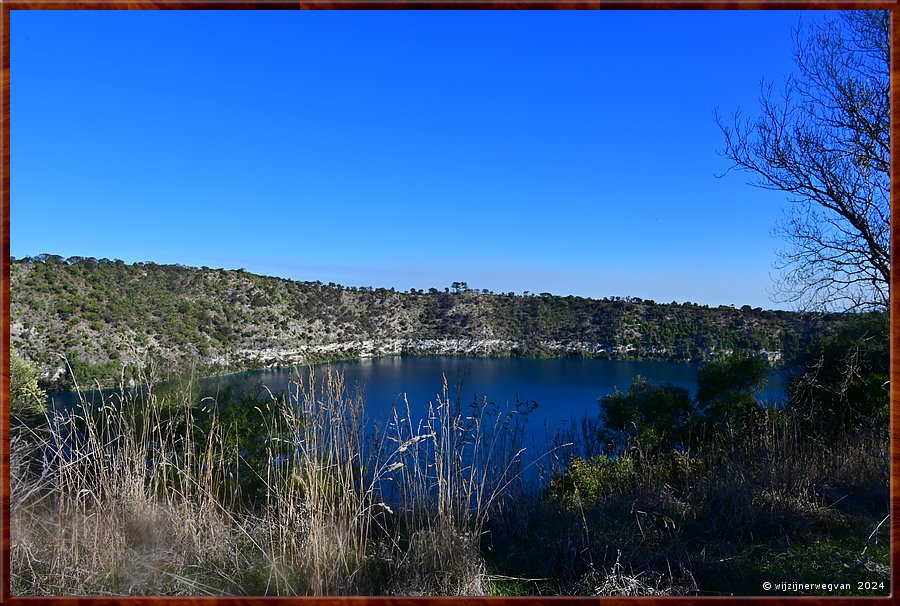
[577,552,698,596]
[10,365,533,596]
[12,359,888,597]
[11,370,253,595]
[380,381,534,595]
[518,406,890,595]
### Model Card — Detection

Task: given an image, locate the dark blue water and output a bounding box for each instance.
[49,356,794,424]
[46,356,795,487]
[200,356,791,429]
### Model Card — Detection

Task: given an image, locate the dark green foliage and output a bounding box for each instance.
[538,362,888,596]
[192,382,287,509]
[63,354,128,391]
[695,353,768,424]
[547,454,637,508]
[788,312,888,432]
[599,377,695,455]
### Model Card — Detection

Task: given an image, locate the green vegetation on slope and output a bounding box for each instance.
[11,254,862,389]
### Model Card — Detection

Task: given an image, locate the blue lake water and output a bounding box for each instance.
[46,355,796,485]
[201,355,793,433]
[50,356,794,428]
[208,356,795,483]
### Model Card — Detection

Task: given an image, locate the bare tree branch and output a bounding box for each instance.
[717,10,889,312]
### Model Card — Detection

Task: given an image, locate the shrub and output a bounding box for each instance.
[599,377,694,456]
[9,351,46,417]
[548,454,637,508]
[788,312,888,432]
[695,352,767,426]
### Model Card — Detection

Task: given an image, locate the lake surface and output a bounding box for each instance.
[47,356,795,483]
[48,356,794,456]
[202,356,792,426]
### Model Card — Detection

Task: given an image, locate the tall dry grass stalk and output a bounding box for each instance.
[383,378,534,594]
[11,364,535,596]
[255,367,386,595]
[11,365,253,595]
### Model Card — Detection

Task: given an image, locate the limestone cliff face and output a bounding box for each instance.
[10,256,842,387]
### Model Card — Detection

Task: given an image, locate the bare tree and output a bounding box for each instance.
[717,10,889,311]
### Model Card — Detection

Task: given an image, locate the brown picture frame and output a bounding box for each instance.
[1,1,896,603]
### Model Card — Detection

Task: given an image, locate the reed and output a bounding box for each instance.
[10,364,534,596]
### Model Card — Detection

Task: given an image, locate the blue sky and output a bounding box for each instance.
[11,9,834,309]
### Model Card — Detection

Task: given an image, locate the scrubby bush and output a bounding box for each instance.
[695,352,768,425]
[599,377,694,456]
[788,312,888,432]
[547,454,637,508]
[10,351,46,417]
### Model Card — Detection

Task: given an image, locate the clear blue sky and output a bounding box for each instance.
[11,9,834,309]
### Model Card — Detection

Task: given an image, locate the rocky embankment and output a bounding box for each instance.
[11,255,850,388]
[227,338,785,369]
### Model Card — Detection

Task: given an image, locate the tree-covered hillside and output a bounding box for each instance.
[10,254,859,388]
